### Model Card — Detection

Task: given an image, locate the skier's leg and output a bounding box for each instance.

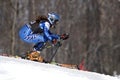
[33,42,45,51]
[19,25,46,61]
[19,24,46,44]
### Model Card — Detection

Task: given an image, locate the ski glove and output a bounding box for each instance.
[60,33,69,40]
[52,39,62,47]
[52,39,57,45]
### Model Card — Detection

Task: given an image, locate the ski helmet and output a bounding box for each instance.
[48,12,60,25]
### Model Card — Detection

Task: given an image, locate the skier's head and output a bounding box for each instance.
[48,12,60,26]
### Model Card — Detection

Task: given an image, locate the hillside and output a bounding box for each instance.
[0,56,119,80]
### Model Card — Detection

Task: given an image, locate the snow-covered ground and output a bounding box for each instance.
[0,56,119,80]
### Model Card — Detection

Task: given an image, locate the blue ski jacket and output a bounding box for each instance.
[19,21,60,44]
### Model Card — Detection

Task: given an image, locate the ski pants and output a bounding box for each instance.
[19,24,47,50]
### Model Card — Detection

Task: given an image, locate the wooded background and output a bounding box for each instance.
[0,0,120,75]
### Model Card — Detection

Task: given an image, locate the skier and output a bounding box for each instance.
[19,12,69,62]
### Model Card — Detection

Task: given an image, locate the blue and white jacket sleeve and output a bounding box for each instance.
[40,22,60,41]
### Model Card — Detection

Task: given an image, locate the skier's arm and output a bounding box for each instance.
[43,22,60,41]
[50,33,60,39]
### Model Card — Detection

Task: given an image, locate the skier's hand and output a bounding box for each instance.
[52,39,62,47]
[52,39,57,45]
[60,33,69,40]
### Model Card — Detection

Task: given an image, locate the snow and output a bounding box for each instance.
[0,56,119,80]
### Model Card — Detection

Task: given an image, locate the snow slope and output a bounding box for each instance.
[0,56,119,80]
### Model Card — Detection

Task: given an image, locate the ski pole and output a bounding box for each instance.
[48,41,61,63]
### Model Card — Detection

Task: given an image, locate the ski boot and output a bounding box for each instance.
[27,51,44,62]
